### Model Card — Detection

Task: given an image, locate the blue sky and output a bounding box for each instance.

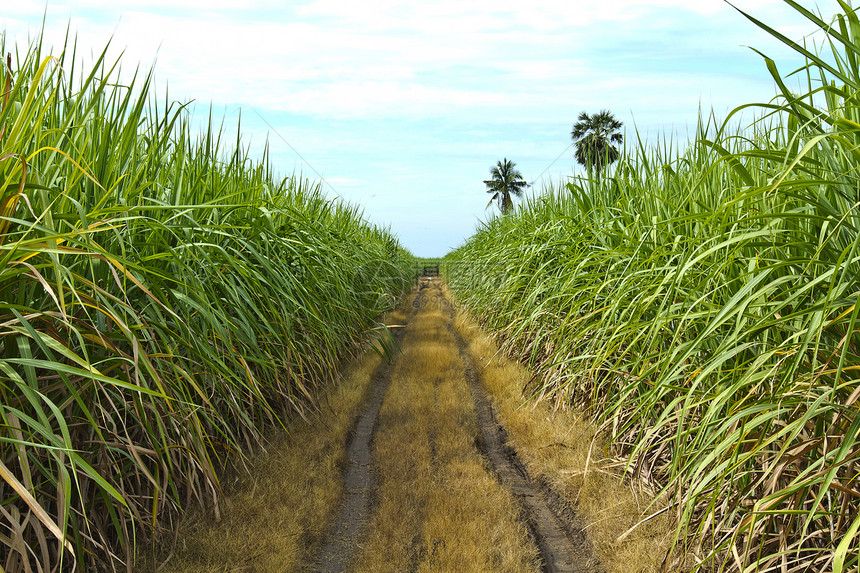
[1,1,842,256]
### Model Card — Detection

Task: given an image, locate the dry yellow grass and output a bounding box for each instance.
[352,304,540,572]
[139,297,413,572]
[451,307,684,573]
[145,280,679,572]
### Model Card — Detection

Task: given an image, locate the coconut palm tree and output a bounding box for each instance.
[571,110,623,180]
[484,158,528,214]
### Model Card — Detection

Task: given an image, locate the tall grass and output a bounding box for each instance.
[446,2,860,571]
[0,32,414,571]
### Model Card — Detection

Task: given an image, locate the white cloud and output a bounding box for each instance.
[0,0,848,256]
[3,0,841,121]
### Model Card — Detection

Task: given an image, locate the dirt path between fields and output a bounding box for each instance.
[310,307,412,572]
[311,279,598,572]
[448,319,596,573]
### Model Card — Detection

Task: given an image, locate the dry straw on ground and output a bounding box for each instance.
[352,303,540,572]
[143,299,413,572]
[148,284,684,572]
[452,306,684,573]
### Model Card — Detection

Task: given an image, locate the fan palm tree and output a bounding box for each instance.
[571,110,623,180]
[484,158,528,214]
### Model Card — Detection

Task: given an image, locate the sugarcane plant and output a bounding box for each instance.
[0,32,414,572]
[446,2,860,571]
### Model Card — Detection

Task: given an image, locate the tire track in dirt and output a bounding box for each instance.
[310,296,416,573]
[443,295,599,573]
[346,280,542,571]
[313,282,597,572]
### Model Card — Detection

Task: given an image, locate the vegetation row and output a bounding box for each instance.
[0,34,414,570]
[446,2,860,571]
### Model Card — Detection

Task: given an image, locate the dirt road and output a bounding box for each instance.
[155,278,603,573]
[311,278,597,572]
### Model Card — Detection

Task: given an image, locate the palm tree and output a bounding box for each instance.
[484,158,528,214]
[570,110,623,180]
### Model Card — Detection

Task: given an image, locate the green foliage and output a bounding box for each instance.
[0,32,413,571]
[570,109,623,180]
[447,4,860,571]
[483,157,528,214]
